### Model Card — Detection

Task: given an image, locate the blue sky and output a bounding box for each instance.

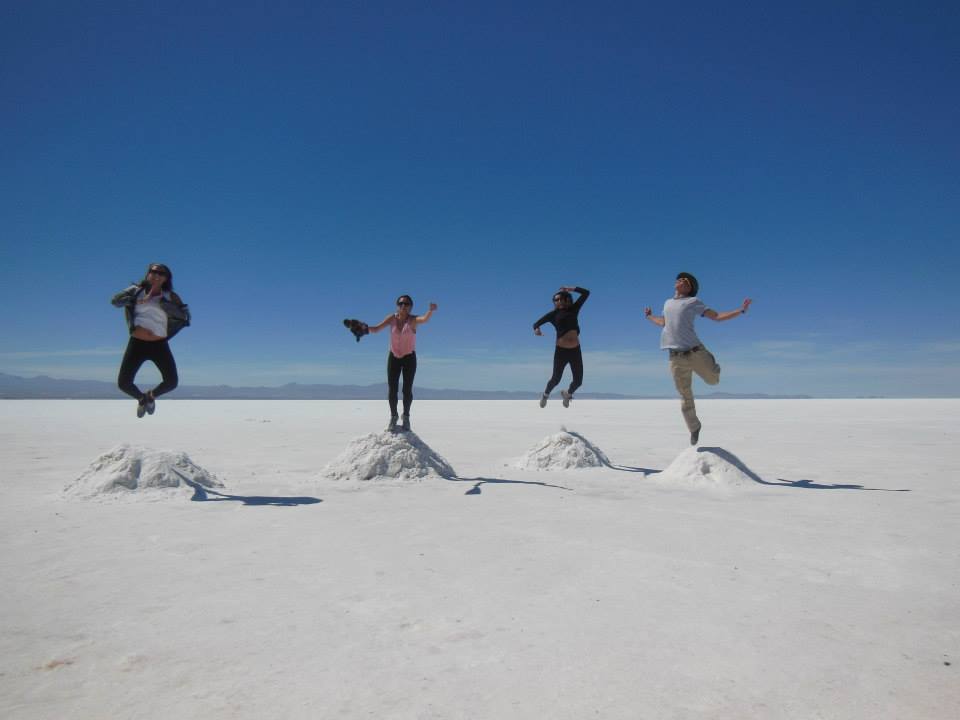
[1,1,957,396]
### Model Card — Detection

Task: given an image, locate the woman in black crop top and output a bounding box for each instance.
[533,286,590,408]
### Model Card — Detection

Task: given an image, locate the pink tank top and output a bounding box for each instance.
[390,315,416,357]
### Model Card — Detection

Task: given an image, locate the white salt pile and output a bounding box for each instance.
[655,446,761,488]
[322,431,456,482]
[64,444,225,500]
[516,429,609,470]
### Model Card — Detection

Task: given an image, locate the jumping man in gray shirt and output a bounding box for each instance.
[644,272,751,445]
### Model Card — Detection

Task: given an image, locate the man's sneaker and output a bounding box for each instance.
[136,400,147,418]
[145,394,156,415]
[387,415,399,432]
[690,426,701,445]
[400,414,411,432]
[539,393,548,408]
[561,390,572,408]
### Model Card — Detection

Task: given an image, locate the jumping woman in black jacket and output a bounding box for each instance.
[533,286,590,408]
[111,263,190,418]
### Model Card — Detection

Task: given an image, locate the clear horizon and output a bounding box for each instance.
[2,2,958,398]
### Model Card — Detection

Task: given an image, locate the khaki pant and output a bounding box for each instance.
[669,347,720,433]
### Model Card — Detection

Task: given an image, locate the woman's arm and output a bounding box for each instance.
[415,303,438,324]
[644,307,665,327]
[111,284,141,307]
[163,292,191,334]
[564,286,590,310]
[367,314,395,333]
[704,298,752,322]
[533,310,555,334]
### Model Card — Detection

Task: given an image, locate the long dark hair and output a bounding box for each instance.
[140,263,174,292]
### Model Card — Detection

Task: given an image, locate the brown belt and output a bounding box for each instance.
[668,345,702,357]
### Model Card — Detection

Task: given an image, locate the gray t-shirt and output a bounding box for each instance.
[660,296,708,350]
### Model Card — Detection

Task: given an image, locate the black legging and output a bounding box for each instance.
[117,338,179,401]
[387,351,417,417]
[544,345,583,396]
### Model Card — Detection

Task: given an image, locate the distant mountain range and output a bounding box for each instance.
[0,372,813,400]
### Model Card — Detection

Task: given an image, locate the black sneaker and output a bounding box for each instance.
[561,390,572,408]
[690,426,701,445]
[145,394,156,415]
[136,399,147,418]
[400,414,411,432]
[387,415,399,432]
[539,393,548,408]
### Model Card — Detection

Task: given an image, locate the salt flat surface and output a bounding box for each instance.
[0,399,957,719]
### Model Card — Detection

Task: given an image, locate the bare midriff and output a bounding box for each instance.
[556,330,580,349]
[132,327,166,342]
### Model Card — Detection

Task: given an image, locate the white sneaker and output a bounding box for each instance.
[561,390,572,408]
[539,393,548,408]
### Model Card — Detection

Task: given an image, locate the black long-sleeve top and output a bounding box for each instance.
[533,287,590,337]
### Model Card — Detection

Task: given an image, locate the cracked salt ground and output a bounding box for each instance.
[2,400,956,719]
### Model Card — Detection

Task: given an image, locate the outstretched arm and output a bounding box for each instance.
[644,307,665,327]
[415,303,438,324]
[367,314,395,333]
[704,298,752,322]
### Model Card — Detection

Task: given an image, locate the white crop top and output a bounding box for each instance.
[133,293,168,338]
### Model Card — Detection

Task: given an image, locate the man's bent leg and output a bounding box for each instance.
[692,347,720,386]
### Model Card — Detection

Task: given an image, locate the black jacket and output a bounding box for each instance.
[533,287,590,337]
[111,285,191,339]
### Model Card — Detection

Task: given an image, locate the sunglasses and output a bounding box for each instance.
[148,268,169,277]
[397,301,412,306]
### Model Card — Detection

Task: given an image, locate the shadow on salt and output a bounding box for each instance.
[64,444,322,505]
[655,447,910,492]
[179,474,321,506]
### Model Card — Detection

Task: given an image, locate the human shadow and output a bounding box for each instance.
[697,447,910,492]
[565,430,659,475]
[447,476,572,496]
[758,477,910,492]
[177,474,322,506]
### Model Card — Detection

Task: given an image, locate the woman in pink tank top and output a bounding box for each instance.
[367,294,438,432]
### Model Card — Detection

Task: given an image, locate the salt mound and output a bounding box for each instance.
[516,429,609,470]
[65,444,225,499]
[655,446,761,488]
[323,431,456,482]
